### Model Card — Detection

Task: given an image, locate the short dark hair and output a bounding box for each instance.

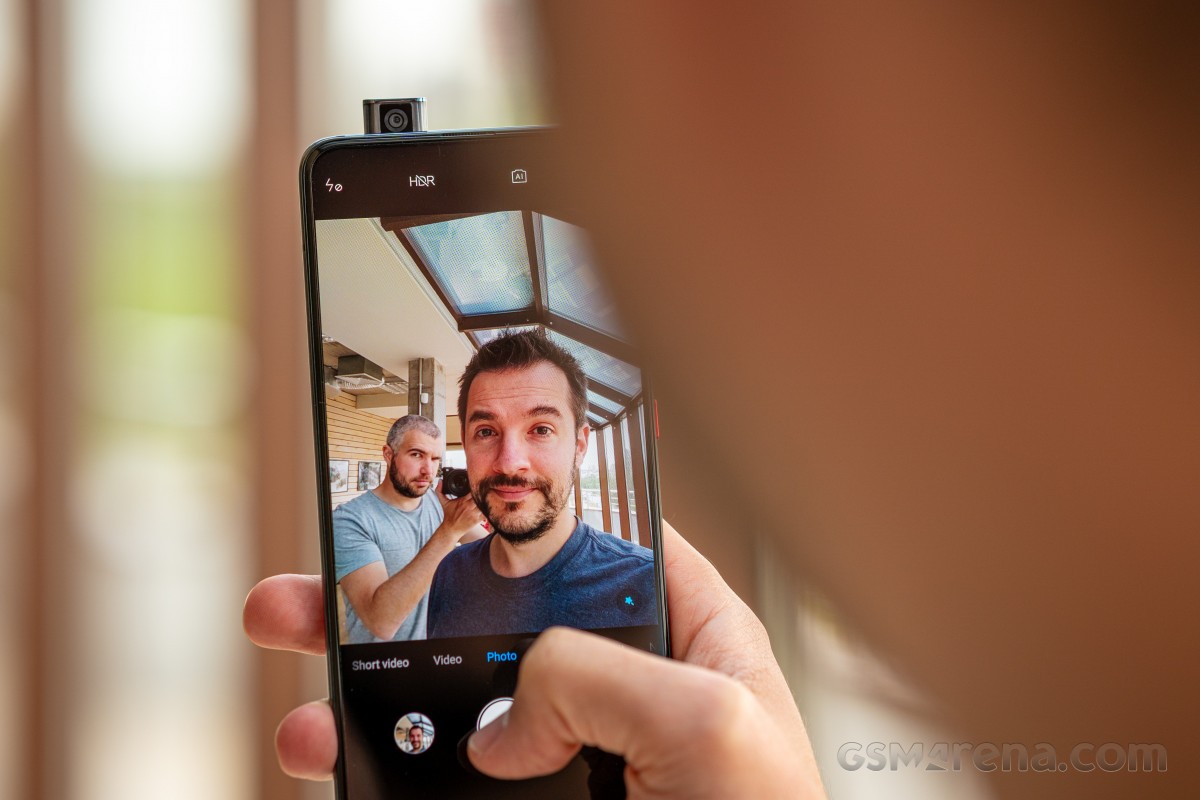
[385,414,442,450]
[458,329,589,431]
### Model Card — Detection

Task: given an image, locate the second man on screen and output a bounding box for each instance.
[334,415,486,643]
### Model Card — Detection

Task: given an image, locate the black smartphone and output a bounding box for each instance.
[300,128,670,799]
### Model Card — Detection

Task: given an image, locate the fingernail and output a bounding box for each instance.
[467,712,507,758]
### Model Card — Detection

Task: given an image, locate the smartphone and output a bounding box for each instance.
[300,128,670,799]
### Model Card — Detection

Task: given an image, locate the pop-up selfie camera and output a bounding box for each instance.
[363,98,428,134]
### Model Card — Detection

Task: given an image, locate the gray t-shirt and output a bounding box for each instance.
[333,489,444,643]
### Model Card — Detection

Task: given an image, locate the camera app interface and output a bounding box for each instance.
[310,137,665,799]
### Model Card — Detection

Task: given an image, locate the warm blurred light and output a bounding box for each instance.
[0,0,16,115]
[0,295,25,797]
[70,435,252,800]
[65,0,248,177]
[62,0,253,796]
[0,297,27,536]
[0,0,23,791]
[332,1,477,77]
[16,2,540,799]
[92,308,247,428]
[314,0,543,134]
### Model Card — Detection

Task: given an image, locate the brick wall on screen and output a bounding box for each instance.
[326,392,396,506]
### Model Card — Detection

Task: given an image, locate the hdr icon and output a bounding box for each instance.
[409,175,435,187]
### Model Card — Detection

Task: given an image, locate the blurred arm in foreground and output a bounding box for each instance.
[537,3,1199,799]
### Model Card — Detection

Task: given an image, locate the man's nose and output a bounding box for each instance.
[492,433,531,474]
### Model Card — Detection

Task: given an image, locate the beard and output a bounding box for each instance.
[472,472,572,545]
[389,459,430,499]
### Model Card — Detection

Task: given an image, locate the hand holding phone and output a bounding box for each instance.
[244,522,827,798]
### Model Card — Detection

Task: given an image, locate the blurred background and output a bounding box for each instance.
[1,2,988,798]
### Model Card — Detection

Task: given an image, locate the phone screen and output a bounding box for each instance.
[301,130,669,799]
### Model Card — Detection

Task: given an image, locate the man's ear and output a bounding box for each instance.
[382,444,394,463]
[575,424,590,468]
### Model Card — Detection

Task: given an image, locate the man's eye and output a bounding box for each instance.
[475,427,496,438]
[533,425,553,436]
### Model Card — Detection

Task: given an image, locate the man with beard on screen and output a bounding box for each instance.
[426,330,657,639]
[333,415,486,643]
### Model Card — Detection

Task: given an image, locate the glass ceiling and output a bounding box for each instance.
[541,215,625,340]
[405,212,533,315]
[587,389,624,416]
[547,330,641,398]
[396,211,642,425]
[472,324,538,348]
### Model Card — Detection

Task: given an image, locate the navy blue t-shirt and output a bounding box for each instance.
[426,519,657,638]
